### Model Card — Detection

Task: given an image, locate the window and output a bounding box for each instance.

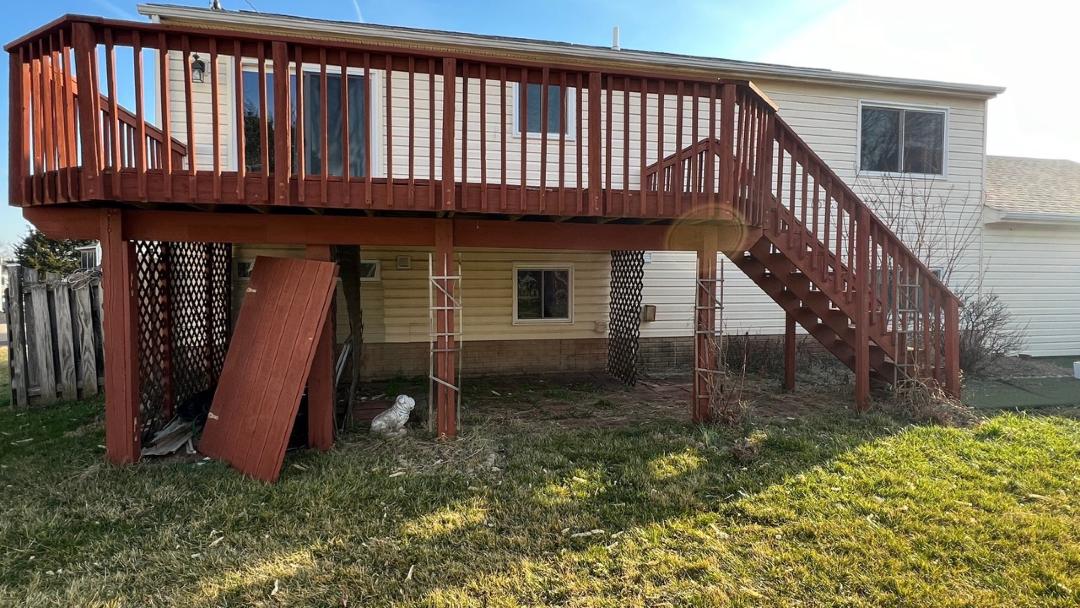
[859,104,945,175]
[514,267,571,322]
[514,83,575,137]
[358,260,380,282]
[78,248,98,270]
[242,68,368,176]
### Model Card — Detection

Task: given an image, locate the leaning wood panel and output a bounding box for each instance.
[198,256,338,482]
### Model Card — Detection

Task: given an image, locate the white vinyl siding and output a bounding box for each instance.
[980,224,1080,356]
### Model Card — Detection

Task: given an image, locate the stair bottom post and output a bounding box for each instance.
[783,313,796,391]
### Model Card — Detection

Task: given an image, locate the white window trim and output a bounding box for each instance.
[358,260,381,282]
[512,264,574,324]
[856,99,949,179]
[511,82,578,140]
[226,60,384,177]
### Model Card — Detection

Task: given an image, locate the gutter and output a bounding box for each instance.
[136,3,1005,100]
[983,208,1080,226]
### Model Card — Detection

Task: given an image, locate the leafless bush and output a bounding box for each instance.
[958,290,1027,377]
[887,377,976,427]
[707,334,753,427]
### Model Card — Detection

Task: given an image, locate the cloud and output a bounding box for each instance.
[350,0,364,22]
[92,0,139,21]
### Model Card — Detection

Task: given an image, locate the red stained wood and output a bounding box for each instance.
[272,41,292,204]
[305,245,335,451]
[199,256,338,482]
[433,220,456,438]
[100,209,140,464]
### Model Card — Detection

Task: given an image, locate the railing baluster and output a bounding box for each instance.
[181,35,196,200]
[518,66,526,211]
[133,32,146,200]
[365,52,373,207]
[460,62,468,206]
[385,54,394,207]
[408,56,416,208]
[675,81,684,213]
[231,40,243,201]
[638,78,647,216]
[656,79,664,215]
[441,57,456,211]
[479,62,486,210]
[499,65,507,211]
[586,71,601,215]
[575,72,582,213]
[621,77,629,212]
[558,70,566,213]
[257,43,269,197]
[539,66,548,213]
[341,50,351,207]
[10,48,28,204]
[210,39,221,202]
[604,75,613,213]
[294,45,305,203]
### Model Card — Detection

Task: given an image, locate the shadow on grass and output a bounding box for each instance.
[1,379,1076,606]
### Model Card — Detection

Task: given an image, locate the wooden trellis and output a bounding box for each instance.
[133,241,231,438]
[607,250,645,386]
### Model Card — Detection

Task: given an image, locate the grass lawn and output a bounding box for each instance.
[0,346,9,408]
[0,378,1078,607]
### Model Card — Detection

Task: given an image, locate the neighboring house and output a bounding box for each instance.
[982,157,1080,356]
[135,5,1002,376]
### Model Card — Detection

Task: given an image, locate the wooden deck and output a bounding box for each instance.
[7,15,774,223]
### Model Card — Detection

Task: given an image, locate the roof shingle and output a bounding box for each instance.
[986,156,1080,216]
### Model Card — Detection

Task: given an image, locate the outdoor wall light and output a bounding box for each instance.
[191,54,207,83]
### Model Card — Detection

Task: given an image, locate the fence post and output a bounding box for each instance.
[4,265,28,407]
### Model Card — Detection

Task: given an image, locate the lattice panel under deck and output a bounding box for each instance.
[607,251,645,386]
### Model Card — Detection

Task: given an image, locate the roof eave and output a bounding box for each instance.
[137,3,1005,100]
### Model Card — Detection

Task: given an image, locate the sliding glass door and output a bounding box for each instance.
[241,68,368,177]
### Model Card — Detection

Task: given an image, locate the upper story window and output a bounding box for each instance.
[241,68,368,177]
[514,83,575,137]
[859,104,946,175]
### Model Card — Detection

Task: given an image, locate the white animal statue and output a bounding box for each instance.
[370,394,416,437]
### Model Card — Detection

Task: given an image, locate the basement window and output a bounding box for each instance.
[859,103,946,175]
[514,266,572,322]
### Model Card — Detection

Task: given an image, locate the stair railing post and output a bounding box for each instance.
[441,58,457,211]
[854,205,871,411]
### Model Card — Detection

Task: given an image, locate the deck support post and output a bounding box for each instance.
[433,220,458,438]
[691,232,719,423]
[305,244,335,451]
[100,209,140,464]
[854,207,871,412]
[783,312,796,391]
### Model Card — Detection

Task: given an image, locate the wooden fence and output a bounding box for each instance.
[3,265,104,407]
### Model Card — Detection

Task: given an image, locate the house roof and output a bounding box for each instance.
[986,156,1080,218]
[136,3,1004,100]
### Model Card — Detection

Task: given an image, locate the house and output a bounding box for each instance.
[8,5,978,464]
[982,156,1080,356]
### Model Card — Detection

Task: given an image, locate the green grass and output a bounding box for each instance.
[0,391,1078,606]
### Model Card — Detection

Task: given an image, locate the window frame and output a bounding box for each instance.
[511,82,578,140]
[856,100,949,178]
[357,260,381,282]
[511,264,574,324]
[228,60,383,177]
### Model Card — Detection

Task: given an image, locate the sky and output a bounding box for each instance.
[1,0,1077,248]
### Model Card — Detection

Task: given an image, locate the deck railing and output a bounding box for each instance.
[7,15,778,221]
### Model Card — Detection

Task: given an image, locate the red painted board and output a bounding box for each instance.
[198,256,338,482]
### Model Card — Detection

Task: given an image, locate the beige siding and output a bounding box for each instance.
[981,224,1080,356]
[232,246,610,344]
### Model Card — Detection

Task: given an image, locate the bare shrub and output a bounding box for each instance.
[707,334,754,427]
[887,377,977,427]
[958,290,1027,377]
